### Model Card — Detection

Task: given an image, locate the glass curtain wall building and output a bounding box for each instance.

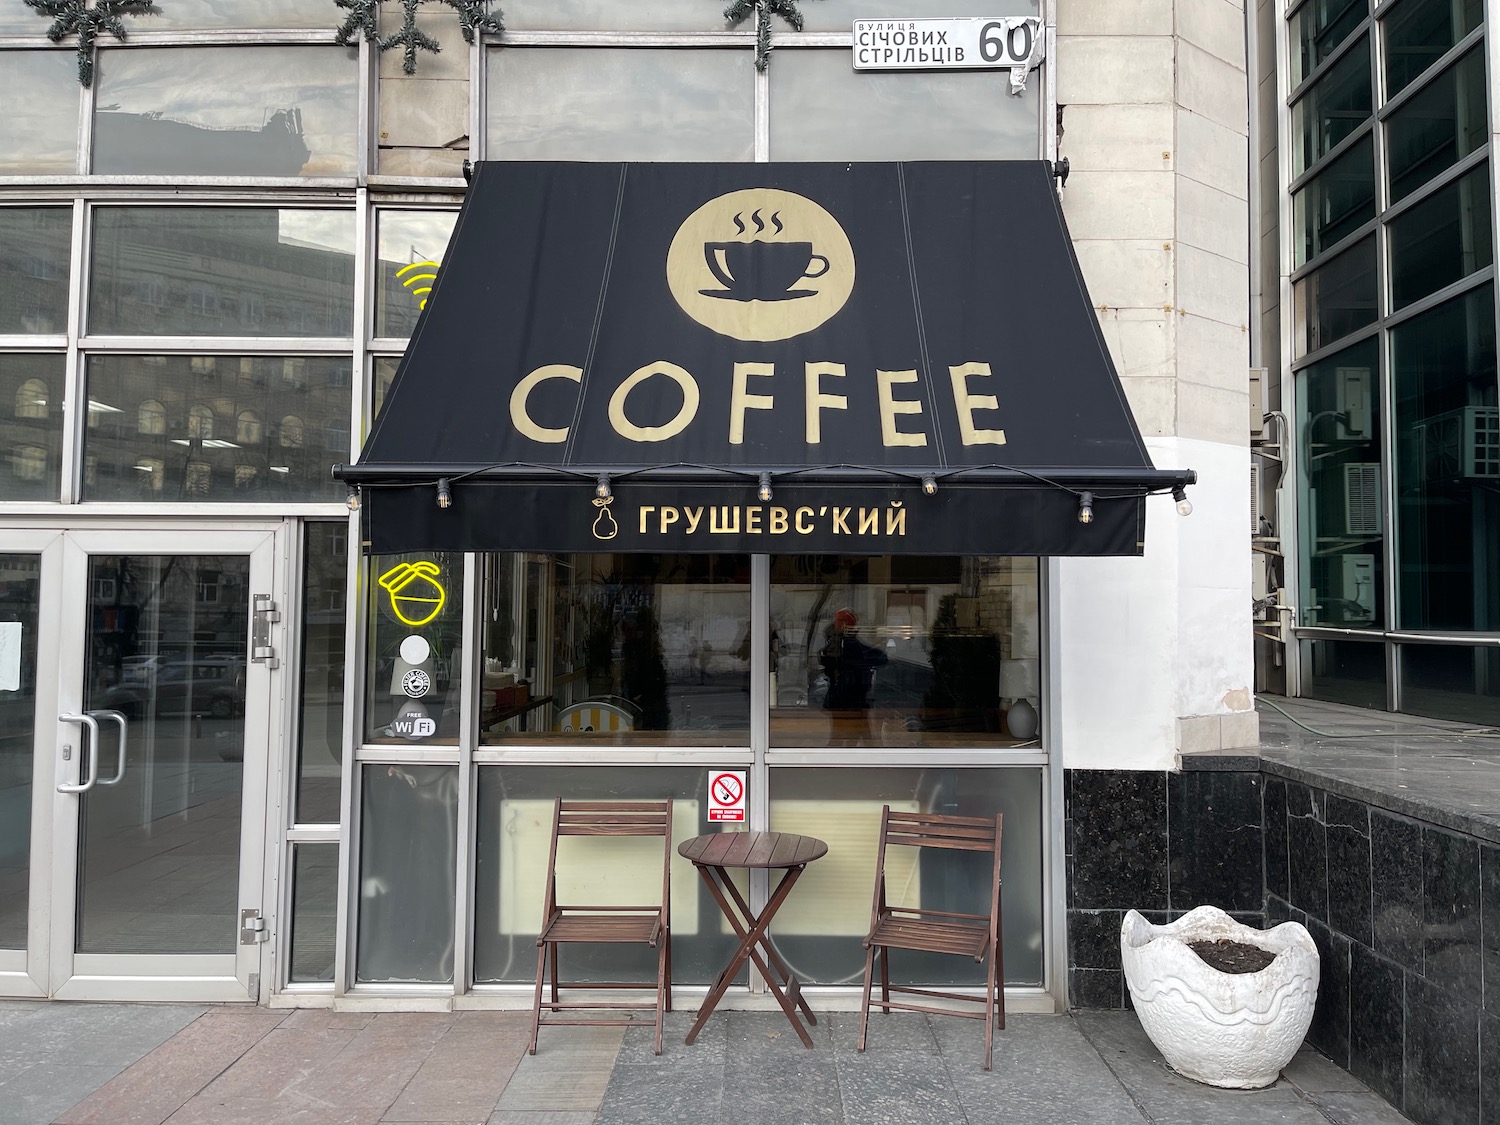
[0,0,1067,1005]
[1269,0,1500,721]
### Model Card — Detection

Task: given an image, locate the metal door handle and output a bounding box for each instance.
[57,713,100,793]
[91,709,128,786]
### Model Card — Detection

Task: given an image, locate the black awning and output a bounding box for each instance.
[338,160,1193,556]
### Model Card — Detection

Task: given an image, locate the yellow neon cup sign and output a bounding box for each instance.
[378,561,447,627]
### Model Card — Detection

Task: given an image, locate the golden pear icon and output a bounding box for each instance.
[378,561,447,627]
[592,498,619,541]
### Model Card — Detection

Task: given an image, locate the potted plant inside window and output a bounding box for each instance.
[1120,906,1319,1089]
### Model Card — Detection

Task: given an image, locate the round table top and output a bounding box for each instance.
[678,830,828,869]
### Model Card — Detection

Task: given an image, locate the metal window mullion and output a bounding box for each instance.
[1375,26,1486,119]
[471,20,486,162]
[1375,145,1490,226]
[0,184,359,204]
[1380,266,1494,329]
[493,30,758,47]
[453,553,481,998]
[358,31,374,184]
[1041,556,1063,1008]
[333,522,369,996]
[353,186,372,457]
[1288,313,1382,372]
[78,336,358,353]
[271,520,308,994]
[59,198,88,505]
[748,553,770,994]
[1042,0,1058,164]
[1287,120,1373,195]
[1278,0,1306,683]
[94,30,340,48]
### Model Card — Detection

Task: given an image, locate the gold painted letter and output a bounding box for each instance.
[877,369,929,447]
[730,362,775,445]
[609,362,700,443]
[804,362,848,444]
[949,362,1007,446]
[510,364,582,444]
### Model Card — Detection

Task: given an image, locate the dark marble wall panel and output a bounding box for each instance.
[1484,845,1500,1015]
[1372,811,1424,973]
[1326,795,1372,946]
[1287,783,1328,921]
[1265,777,1289,901]
[1348,944,1403,1108]
[1306,916,1350,1068]
[1482,1013,1500,1125]
[1168,771,1264,912]
[1067,909,1123,970]
[1069,967,1122,1009]
[1423,828,1481,997]
[1266,893,1305,929]
[1068,771,1168,912]
[1405,975,1481,1125]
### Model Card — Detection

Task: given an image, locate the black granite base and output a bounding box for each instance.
[1067,760,1500,1125]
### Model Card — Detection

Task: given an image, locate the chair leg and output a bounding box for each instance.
[983,947,997,1071]
[653,937,668,1056]
[550,943,560,1005]
[529,942,548,1055]
[664,928,673,1013]
[879,945,890,1011]
[856,944,877,1052]
[994,930,1006,1032]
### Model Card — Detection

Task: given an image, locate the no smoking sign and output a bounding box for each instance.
[708,770,746,822]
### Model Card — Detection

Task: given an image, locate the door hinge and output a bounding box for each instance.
[240,908,268,944]
[251,594,280,669]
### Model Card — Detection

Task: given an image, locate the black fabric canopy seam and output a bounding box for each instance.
[562,163,630,466]
[897,163,950,466]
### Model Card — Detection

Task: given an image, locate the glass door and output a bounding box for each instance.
[45,528,279,1001]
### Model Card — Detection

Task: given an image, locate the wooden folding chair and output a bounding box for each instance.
[857,806,1005,1069]
[529,798,673,1055]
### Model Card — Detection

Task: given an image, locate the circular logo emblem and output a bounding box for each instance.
[666,188,855,342]
[401,669,431,698]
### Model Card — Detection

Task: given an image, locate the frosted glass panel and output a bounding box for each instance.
[803,0,1039,31]
[505,0,724,31]
[487,48,753,161]
[134,0,337,28]
[0,51,78,174]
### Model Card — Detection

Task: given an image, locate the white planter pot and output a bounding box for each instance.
[1120,906,1320,1089]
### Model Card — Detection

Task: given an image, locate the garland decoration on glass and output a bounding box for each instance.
[23,0,155,86]
[335,0,503,75]
[723,0,820,71]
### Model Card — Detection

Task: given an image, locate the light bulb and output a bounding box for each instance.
[758,472,773,503]
[595,473,612,500]
[345,485,360,511]
[436,477,452,509]
[1077,491,1094,525]
[1172,486,1193,517]
[922,474,937,496]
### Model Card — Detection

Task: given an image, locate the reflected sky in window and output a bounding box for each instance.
[0,51,77,173]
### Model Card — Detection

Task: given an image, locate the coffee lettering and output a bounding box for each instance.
[510,364,582,444]
[710,506,740,534]
[877,369,929,447]
[660,507,680,533]
[887,505,907,536]
[949,362,1007,446]
[805,362,848,443]
[770,506,789,534]
[859,508,879,534]
[833,507,852,534]
[608,361,700,443]
[796,506,815,533]
[730,361,775,445]
[684,506,704,534]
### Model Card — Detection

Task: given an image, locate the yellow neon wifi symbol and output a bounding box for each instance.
[378,561,447,627]
[396,261,440,309]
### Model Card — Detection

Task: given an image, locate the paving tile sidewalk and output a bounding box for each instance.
[0,1002,1411,1125]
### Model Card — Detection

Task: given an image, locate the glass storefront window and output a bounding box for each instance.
[0,208,71,334]
[473,766,742,985]
[296,523,347,824]
[1300,637,1387,708]
[1385,46,1487,204]
[357,764,457,983]
[81,355,351,503]
[1296,337,1384,629]
[1388,163,1492,309]
[1292,236,1376,357]
[92,46,358,177]
[1382,0,1483,98]
[479,553,751,746]
[372,357,399,425]
[1290,0,1369,87]
[0,354,65,501]
[1291,39,1371,177]
[374,211,459,339]
[90,208,355,337]
[803,0,1038,30]
[1293,134,1375,267]
[289,843,338,984]
[130,1,339,29]
[505,0,727,30]
[1392,284,1499,631]
[768,556,1040,748]
[1400,643,1500,724]
[366,551,465,745]
[485,48,755,161]
[768,767,1042,985]
[0,51,78,174]
[0,553,41,949]
[769,52,1039,161]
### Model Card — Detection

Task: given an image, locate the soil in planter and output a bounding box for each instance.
[1187,939,1277,974]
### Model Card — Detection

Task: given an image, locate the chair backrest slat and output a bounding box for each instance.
[885,832,995,852]
[556,799,671,837]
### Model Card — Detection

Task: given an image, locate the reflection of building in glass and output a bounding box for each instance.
[94,107,312,176]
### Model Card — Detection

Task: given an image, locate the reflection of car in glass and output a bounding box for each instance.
[104,658,246,718]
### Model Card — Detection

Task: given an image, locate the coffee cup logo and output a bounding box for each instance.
[668,188,855,342]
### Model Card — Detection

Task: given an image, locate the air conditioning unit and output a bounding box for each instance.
[1415,406,1500,480]
[1339,553,1376,623]
[1343,462,1381,536]
[1250,463,1260,536]
[1335,368,1372,438]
